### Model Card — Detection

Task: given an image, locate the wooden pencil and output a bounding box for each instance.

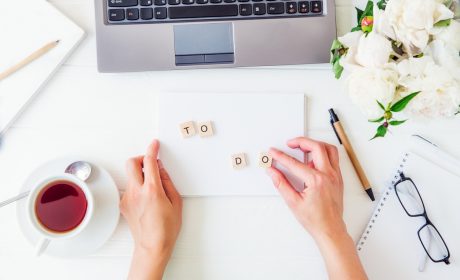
[0,40,60,81]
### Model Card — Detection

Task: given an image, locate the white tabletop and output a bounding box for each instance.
[1,0,459,279]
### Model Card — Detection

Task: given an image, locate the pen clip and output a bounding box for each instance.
[331,120,342,145]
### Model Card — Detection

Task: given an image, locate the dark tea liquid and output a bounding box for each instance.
[35,181,88,233]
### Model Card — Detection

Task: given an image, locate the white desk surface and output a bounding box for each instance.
[1,0,459,279]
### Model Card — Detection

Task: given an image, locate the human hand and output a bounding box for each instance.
[266,137,367,280]
[266,137,344,240]
[121,140,182,280]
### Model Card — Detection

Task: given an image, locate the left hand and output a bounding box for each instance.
[120,139,182,280]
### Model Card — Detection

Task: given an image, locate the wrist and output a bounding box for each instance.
[311,221,350,249]
[128,247,170,280]
[312,224,367,280]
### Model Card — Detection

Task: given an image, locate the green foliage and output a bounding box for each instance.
[369,116,384,123]
[332,60,344,79]
[368,92,420,140]
[371,125,387,140]
[330,39,346,79]
[390,92,420,112]
[389,120,407,126]
[377,0,387,10]
[434,19,452,27]
[377,100,385,110]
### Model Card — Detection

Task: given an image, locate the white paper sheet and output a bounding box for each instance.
[158,93,306,196]
[0,0,84,134]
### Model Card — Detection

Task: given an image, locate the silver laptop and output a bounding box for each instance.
[94,0,336,72]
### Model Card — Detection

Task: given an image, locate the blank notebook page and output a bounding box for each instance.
[158,93,306,196]
[0,0,84,134]
[358,152,460,279]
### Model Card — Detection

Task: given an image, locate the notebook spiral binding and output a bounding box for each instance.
[356,152,410,252]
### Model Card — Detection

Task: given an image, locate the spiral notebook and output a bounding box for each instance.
[357,151,460,279]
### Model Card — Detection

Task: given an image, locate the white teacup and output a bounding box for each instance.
[26,173,94,256]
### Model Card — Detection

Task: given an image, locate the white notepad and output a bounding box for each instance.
[158,93,306,196]
[0,0,84,135]
[357,152,460,279]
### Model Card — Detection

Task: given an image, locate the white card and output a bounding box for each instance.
[158,93,306,196]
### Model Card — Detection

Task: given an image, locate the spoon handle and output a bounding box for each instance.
[0,191,30,208]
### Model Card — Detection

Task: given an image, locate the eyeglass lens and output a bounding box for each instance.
[396,180,424,216]
[419,224,449,262]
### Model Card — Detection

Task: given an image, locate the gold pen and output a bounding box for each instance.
[329,108,375,201]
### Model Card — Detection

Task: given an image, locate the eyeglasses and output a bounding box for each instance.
[394,172,450,265]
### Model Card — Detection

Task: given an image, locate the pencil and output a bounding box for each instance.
[0,40,60,81]
[329,108,375,201]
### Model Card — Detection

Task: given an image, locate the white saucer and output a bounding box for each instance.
[16,157,120,258]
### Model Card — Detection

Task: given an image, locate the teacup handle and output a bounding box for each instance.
[35,238,50,256]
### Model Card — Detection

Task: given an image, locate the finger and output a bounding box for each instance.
[266,167,301,209]
[158,160,182,210]
[143,140,164,192]
[126,156,144,186]
[287,137,333,172]
[269,148,318,186]
[325,144,340,173]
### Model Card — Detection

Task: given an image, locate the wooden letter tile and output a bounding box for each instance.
[231,153,247,169]
[198,121,214,137]
[179,121,196,138]
[259,152,272,168]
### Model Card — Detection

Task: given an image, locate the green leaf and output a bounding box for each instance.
[332,59,344,79]
[389,120,407,126]
[377,0,387,10]
[370,125,387,140]
[369,116,384,123]
[330,39,345,67]
[434,19,451,27]
[390,91,420,112]
[376,100,385,111]
[351,26,362,32]
[330,39,343,52]
[356,7,364,23]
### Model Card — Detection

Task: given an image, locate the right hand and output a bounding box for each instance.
[266,137,367,280]
[266,137,345,240]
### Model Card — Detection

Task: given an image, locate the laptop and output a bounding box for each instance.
[94,0,336,72]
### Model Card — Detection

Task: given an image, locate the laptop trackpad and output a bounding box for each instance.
[174,23,234,65]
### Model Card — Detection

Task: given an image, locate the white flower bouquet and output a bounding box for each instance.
[331,0,460,139]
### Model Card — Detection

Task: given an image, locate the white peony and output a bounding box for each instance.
[376,0,454,54]
[355,32,393,68]
[338,31,392,71]
[338,31,364,72]
[373,3,396,40]
[434,20,460,51]
[338,30,362,49]
[426,39,460,82]
[397,56,460,118]
[347,64,399,119]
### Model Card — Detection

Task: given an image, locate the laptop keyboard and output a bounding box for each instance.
[106,0,323,24]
